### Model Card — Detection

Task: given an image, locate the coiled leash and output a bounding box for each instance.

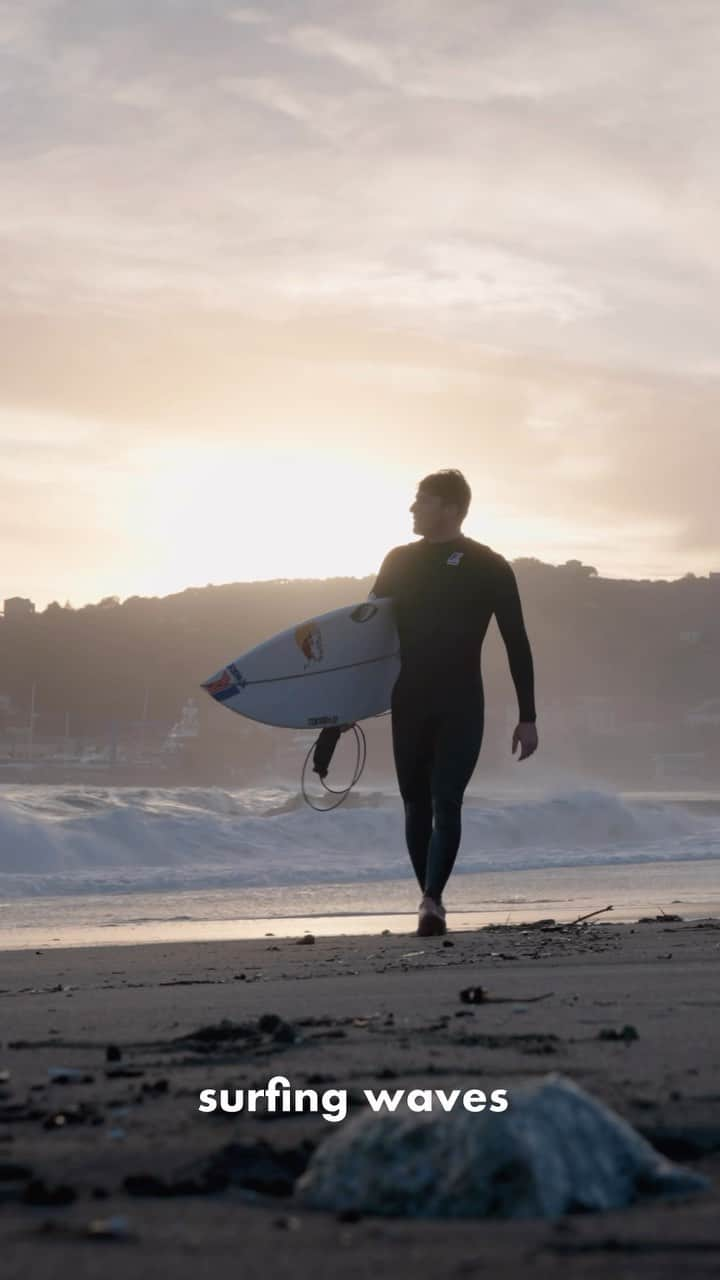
[301,723,367,811]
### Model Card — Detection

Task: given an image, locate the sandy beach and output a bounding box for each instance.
[1,916,719,1277]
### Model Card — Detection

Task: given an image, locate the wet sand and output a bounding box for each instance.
[1,917,719,1277]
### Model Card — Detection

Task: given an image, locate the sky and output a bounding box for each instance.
[3,0,720,609]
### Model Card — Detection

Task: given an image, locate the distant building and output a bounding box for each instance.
[653,751,706,782]
[686,698,720,726]
[3,597,36,619]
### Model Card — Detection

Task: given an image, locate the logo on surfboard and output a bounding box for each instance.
[202,669,238,703]
[295,621,323,666]
[350,603,378,624]
[227,662,247,688]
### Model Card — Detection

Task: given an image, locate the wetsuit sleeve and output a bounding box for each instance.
[368,548,400,600]
[492,557,537,723]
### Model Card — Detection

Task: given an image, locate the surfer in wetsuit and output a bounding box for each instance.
[366,469,538,937]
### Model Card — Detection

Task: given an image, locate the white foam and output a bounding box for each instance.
[0,783,718,899]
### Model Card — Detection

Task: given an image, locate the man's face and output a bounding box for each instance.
[410,488,453,536]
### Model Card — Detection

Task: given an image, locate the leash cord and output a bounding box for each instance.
[301,723,367,811]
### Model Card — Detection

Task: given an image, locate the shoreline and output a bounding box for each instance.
[1,855,718,951]
[1,903,717,952]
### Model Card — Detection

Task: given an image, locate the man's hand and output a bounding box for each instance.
[512,721,538,761]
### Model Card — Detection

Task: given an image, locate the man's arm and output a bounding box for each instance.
[493,557,537,725]
[339,550,398,732]
[367,548,399,601]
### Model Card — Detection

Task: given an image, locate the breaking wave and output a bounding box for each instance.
[0,783,718,899]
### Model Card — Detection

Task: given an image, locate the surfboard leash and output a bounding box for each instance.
[301,723,368,811]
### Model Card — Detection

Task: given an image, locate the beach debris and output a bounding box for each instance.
[43,1101,104,1129]
[34,1215,136,1242]
[459,987,554,1006]
[296,934,316,945]
[442,939,455,947]
[125,1138,316,1199]
[86,1215,134,1240]
[0,1162,33,1181]
[174,1013,297,1050]
[336,1208,363,1223]
[0,1070,10,1084]
[638,1125,720,1159]
[47,1067,93,1084]
[258,1013,297,1043]
[452,1032,559,1054]
[597,1025,639,1043]
[296,1075,708,1219]
[23,1178,77,1206]
[206,1138,315,1196]
[271,1021,296,1044]
[544,1236,720,1257]
[638,914,684,923]
[124,1171,228,1197]
[0,1162,34,1203]
[175,1019,259,1044]
[105,1045,122,1063]
[140,1079,169,1096]
[0,1100,45,1124]
[570,905,613,924]
[460,986,486,1004]
[537,907,614,932]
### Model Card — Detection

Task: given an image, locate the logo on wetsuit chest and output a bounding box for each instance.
[446,552,464,566]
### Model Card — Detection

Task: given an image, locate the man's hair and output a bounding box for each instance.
[417,469,472,521]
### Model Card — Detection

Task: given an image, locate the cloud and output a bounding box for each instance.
[282,24,396,85]
[3,0,720,593]
[219,74,331,132]
[226,6,272,26]
[3,0,718,361]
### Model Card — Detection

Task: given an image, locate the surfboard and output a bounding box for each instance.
[201,598,400,729]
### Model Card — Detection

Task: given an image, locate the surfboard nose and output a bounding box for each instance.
[201,668,237,703]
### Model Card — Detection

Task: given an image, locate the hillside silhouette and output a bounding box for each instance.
[1,559,719,786]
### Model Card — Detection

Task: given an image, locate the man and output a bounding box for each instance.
[367,469,538,938]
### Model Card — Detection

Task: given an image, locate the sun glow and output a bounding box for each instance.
[121,444,417,595]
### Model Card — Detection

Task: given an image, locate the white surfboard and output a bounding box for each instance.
[201,598,400,729]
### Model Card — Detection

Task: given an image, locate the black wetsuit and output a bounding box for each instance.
[371,534,536,901]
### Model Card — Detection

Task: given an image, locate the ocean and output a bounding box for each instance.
[1,782,719,948]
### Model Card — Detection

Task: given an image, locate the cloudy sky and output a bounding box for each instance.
[3,0,719,608]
